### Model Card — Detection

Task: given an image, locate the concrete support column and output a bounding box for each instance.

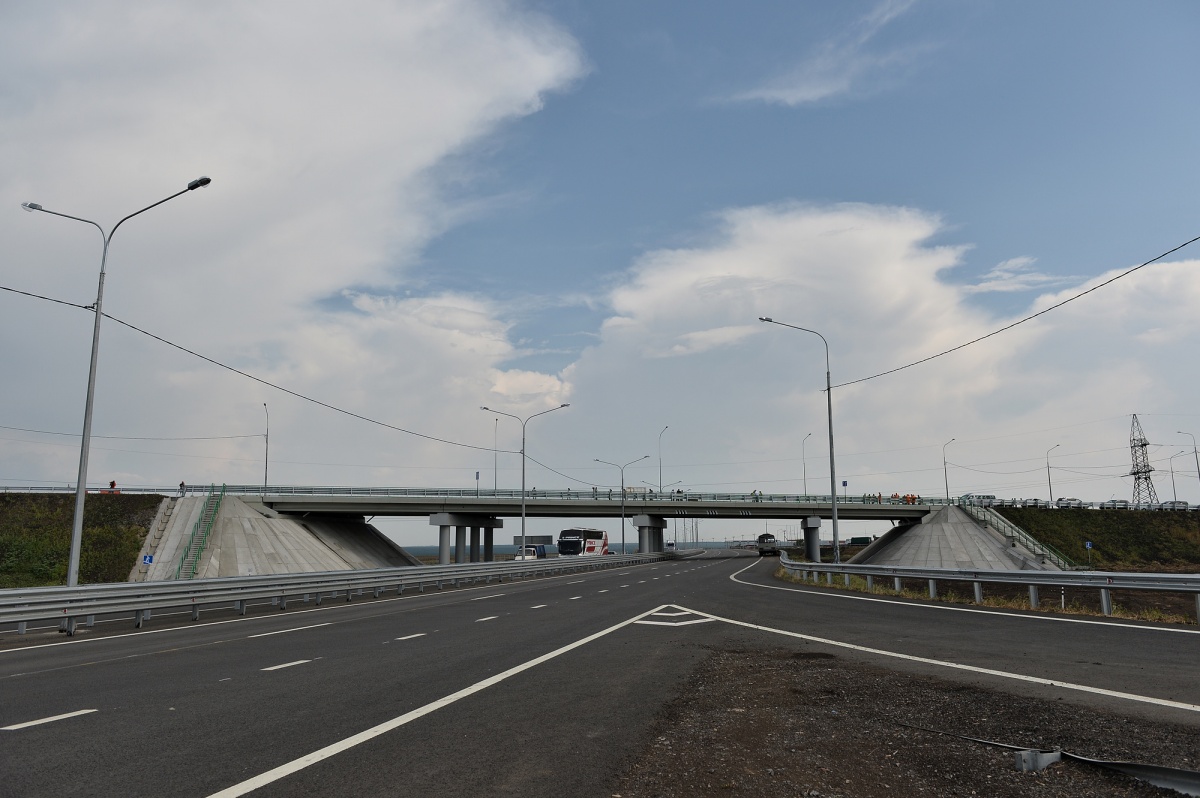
[484,528,494,562]
[455,526,467,564]
[439,525,451,565]
[801,516,821,562]
[631,515,667,553]
[470,527,480,563]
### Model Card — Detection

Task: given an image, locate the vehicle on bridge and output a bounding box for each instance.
[756,532,779,557]
[514,544,550,561]
[556,528,609,556]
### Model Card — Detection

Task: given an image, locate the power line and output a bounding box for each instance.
[834,233,1200,388]
[0,424,261,441]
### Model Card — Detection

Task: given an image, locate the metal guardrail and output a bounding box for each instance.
[778,554,1200,620]
[959,504,1078,570]
[0,552,679,636]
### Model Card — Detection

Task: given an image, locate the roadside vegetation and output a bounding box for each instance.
[994,506,1200,569]
[0,493,163,588]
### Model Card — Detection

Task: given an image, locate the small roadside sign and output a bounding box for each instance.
[142,554,154,564]
[1085,541,1092,550]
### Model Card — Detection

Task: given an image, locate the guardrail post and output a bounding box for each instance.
[315,593,323,606]
[191,605,200,621]
[279,594,288,610]
[928,580,937,599]
[86,615,95,627]
[1028,585,1039,609]
[134,610,143,629]
[1100,588,1112,616]
[894,577,902,593]
[973,582,983,604]
[1196,594,1200,624]
[825,572,832,585]
[17,621,26,635]
[66,616,76,636]
[866,575,873,592]
[236,600,247,615]
[843,573,851,587]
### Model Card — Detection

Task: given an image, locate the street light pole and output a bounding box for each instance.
[759,317,840,562]
[481,403,569,556]
[22,177,212,587]
[1169,451,1186,503]
[1178,432,1200,501]
[263,403,269,488]
[942,437,956,503]
[801,432,811,496]
[1045,444,1060,503]
[596,455,649,554]
[657,425,668,492]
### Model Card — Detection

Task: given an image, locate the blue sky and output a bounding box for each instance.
[2,1,1199,544]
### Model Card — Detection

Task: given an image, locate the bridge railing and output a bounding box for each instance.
[0,551,680,636]
[778,553,1200,620]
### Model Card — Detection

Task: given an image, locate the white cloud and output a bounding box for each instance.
[962,256,1079,294]
[733,0,923,106]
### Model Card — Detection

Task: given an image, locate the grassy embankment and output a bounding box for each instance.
[0,493,164,588]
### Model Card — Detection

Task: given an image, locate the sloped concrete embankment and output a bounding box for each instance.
[133,495,419,581]
[850,505,1058,570]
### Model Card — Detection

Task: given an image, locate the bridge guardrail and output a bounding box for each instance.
[778,553,1200,620]
[0,553,676,636]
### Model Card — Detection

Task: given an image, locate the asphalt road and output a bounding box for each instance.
[2,551,1197,797]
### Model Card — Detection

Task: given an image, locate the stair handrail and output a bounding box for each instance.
[960,503,1078,570]
[174,484,226,579]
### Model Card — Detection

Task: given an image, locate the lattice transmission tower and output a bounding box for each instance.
[1129,414,1158,504]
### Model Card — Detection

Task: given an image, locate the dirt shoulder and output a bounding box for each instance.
[612,645,1197,797]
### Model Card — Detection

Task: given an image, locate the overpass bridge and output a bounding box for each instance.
[220,485,934,563]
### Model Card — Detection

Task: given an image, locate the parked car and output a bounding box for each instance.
[1099,499,1131,510]
[1055,497,1084,509]
[1020,498,1048,508]
[961,494,997,507]
[1161,501,1190,511]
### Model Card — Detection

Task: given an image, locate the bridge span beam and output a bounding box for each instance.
[430,513,503,565]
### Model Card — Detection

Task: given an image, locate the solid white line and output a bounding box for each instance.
[2,709,97,731]
[261,660,310,671]
[248,623,332,639]
[206,604,669,797]
[727,560,1200,635]
[470,594,506,601]
[635,619,714,627]
[475,616,498,622]
[395,634,426,641]
[681,604,1200,714]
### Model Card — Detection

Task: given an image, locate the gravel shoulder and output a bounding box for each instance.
[612,643,1199,797]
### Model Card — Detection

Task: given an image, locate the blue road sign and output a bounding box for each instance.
[142,554,154,564]
[1086,541,1092,549]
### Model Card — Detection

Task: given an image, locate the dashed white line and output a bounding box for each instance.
[470,594,506,601]
[248,623,332,639]
[569,596,582,601]
[620,585,630,589]
[530,604,547,609]
[566,580,585,585]
[2,709,97,731]
[261,660,311,671]
[475,616,498,623]
[395,633,426,641]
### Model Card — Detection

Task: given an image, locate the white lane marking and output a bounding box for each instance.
[566,580,585,585]
[2,709,98,731]
[475,616,498,623]
[470,594,506,601]
[206,604,670,797]
[727,560,1200,635]
[598,590,609,593]
[620,585,629,588]
[530,605,547,609]
[395,634,426,641]
[568,596,582,601]
[651,611,693,616]
[261,660,311,671]
[636,618,714,627]
[248,623,332,639]
[680,604,1200,714]
[638,580,646,584]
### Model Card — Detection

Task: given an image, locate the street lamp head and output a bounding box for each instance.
[559,403,570,408]
[480,406,490,411]
[758,316,773,323]
[21,202,42,212]
[187,176,212,191]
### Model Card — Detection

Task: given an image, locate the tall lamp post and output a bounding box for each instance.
[759,317,840,561]
[1045,444,1060,503]
[1169,451,1187,503]
[22,177,212,587]
[596,455,649,554]
[263,403,269,488]
[801,432,812,496]
[657,425,669,492]
[942,437,956,503]
[481,403,569,556]
[1178,432,1200,500]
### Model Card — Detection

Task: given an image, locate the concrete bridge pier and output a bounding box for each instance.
[430,513,504,565]
[802,516,821,562]
[632,515,666,553]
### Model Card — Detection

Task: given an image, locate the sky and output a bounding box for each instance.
[2,1,1199,546]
